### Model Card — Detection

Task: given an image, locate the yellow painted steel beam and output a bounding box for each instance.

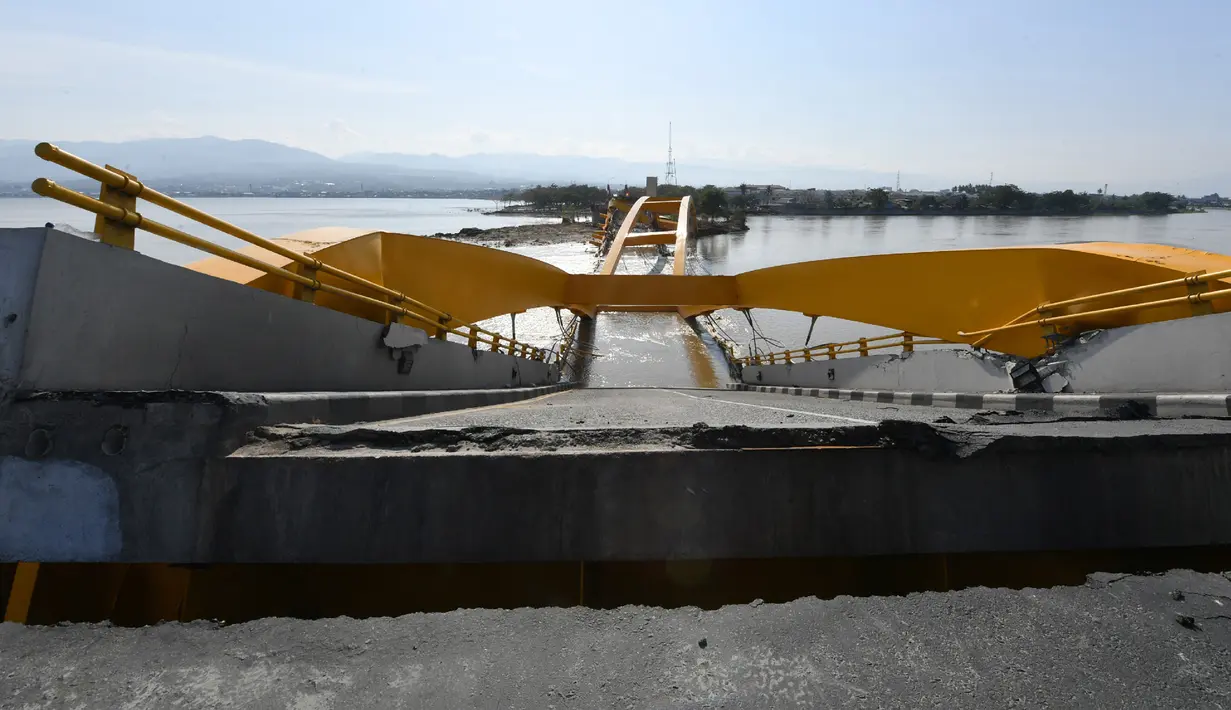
[678,305,725,318]
[672,197,694,277]
[673,197,699,319]
[623,230,678,246]
[178,220,1231,358]
[734,243,1231,357]
[565,275,738,307]
[598,305,685,312]
[188,228,572,329]
[52,139,1231,361]
[599,196,651,275]
[3,562,38,623]
[611,197,683,216]
[378,232,571,326]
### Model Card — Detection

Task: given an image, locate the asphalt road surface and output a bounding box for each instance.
[2,570,1229,708]
[343,387,955,431]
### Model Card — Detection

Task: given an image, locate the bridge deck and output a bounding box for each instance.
[329,387,933,430]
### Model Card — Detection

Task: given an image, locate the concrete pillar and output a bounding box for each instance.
[645,177,658,197]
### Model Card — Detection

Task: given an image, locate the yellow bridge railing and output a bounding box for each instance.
[30,143,553,363]
[738,260,1231,366]
[957,268,1231,342]
[737,332,950,367]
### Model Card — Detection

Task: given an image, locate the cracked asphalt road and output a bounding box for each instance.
[318,388,965,432]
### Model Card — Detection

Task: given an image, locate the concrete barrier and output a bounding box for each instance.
[0,227,559,395]
[6,418,1231,563]
[1041,311,1231,393]
[740,310,1231,395]
[729,383,1231,418]
[0,382,576,563]
[741,348,1013,393]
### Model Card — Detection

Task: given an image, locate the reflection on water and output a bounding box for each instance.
[6,196,1230,388]
[863,216,887,239]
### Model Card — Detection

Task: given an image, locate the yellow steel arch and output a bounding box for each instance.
[732,244,1231,357]
[36,138,1231,362]
[599,195,695,278]
[189,227,1231,358]
[189,228,574,328]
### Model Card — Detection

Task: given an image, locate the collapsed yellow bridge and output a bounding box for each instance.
[30,142,1231,361]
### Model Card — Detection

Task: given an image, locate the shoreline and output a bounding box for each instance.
[433,218,749,247]
[432,222,594,246]
[754,208,1196,217]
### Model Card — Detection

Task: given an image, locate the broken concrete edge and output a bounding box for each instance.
[10,382,576,428]
[242,417,1231,463]
[728,383,1231,418]
[257,382,576,426]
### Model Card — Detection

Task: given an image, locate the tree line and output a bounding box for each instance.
[504,184,609,210]
[780,184,1180,215]
[934,184,1177,214]
[506,183,733,218]
[506,182,1184,218]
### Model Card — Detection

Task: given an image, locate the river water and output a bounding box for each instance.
[4,197,1229,388]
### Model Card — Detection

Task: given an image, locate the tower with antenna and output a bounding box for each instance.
[665,122,677,185]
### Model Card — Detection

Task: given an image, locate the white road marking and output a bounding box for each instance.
[665,390,877,425]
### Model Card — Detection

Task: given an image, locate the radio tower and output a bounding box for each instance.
[665,122,677,185]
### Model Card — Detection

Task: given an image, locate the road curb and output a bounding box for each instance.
[262,382,576,426]
[727,384,1231,418]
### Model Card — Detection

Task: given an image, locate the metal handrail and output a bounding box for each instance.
[783,331,906,357]
[35,143,453,323]
[737,332,949,366]
[957,264,1231,340]
[957,287,1231,338]
[31,145,551,362]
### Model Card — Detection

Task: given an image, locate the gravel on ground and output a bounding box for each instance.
[2,570,1229,708]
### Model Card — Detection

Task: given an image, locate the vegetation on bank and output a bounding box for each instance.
[509,184,609,210]
[504,183,734,219]
[504,182,1198,220]
[754,183,1186,215]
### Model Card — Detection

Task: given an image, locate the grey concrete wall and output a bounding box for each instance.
[5,422,1231,563]
[743,313,1231,395]
[1050,311,1231,393]
[742,348,1012,393]
[2,228,558,393]
[0,228,45,399]
[0,456,122,561]
[0,384,574,562]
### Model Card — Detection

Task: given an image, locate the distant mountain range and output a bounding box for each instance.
[342,151,919,192]
[1,137,1225,196]
[0,138,512,191]
[0,137,918,193]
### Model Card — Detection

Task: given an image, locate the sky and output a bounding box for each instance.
[3,0,1229,191]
